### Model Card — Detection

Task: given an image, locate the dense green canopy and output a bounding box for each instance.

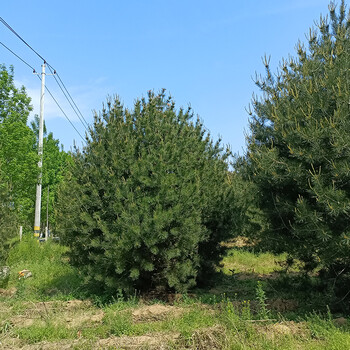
[0,65,67,237]
[240,2,350,278]
[57,91,233,293]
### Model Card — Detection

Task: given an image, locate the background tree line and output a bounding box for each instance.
[0,64,67,262]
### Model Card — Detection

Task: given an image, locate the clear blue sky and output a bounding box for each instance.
[1,0,333,154]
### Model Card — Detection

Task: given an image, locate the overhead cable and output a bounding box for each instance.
[47,65,89,130]
[36,75,86,142]
[0,16,89,132]
[0,41,36,72]
[0,38,86,143]
[0,17,47,63]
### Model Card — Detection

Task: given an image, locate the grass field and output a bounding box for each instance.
[0,236,349,349]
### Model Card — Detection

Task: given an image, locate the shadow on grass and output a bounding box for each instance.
[192,269,334,316]
[36,269,84,299]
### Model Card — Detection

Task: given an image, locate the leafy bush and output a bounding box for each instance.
[56,91,233,294]
[0,169,17,264]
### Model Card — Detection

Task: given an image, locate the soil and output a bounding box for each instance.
[1,332,181,350]
[190,325,227,350]
[257,321,309,340]
[98,332,180,349]
[222,236,255,248]
[0,287,16,297]
[132,304,183,322]
[9,300,102,330]
[65,309,105,328]
[268,298,299,312]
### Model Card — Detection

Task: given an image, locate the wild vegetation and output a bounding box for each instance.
[1,1,350,348]
[1,237,350,349]
[0,64,67,235]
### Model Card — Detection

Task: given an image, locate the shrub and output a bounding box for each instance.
[56,91,233,294]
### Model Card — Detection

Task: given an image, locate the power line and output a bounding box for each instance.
[0,38,86,143]
[55,70,89,128]
[47,65,89,130]
[0,41,36,72]
[0,16,89,132]
[35,75,86,142]
[0,17,46,63]
[36,74,86,142]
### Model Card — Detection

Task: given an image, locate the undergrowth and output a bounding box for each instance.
[0,237,349,349]
[5,235,81,300]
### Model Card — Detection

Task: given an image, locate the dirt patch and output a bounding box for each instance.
[1,332,180,350]
[10,315,44,328]
[257,321,309,340]
[333,317,348,327]
[98,332,180,349]
[190,325,227,350]
[0,337,27,350]
[222,236,255,248]
[2,339,90,350]
[132,304,183,322]
[268,298,299,312]
[141,290,196,304]
[0,302,13,314]
[8,300,97,329]
[0,287,17,297]
[65,310,105,328]
[65,300,92,309]
[20,300,92,316]
[10,310,104,330]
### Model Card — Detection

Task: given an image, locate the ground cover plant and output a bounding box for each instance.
[0,237,349,349]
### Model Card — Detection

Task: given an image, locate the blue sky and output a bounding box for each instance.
[1,0,333,153]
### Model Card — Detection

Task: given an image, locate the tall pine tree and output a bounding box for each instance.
[57,91,233,294]
[242,1,350,280]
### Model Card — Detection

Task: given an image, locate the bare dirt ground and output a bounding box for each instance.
[0,299,187,350]
[132,304,183,322]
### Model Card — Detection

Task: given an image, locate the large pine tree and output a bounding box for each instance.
[242,1,350,278]
[57,91,233,294]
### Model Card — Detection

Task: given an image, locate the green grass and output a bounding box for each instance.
[0,237,349,349]
[14,323,76,343]
[222,248,290,275]
[5,235,81,300]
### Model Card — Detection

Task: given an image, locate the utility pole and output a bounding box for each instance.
[34,63,45,238]
[45,184,49,242]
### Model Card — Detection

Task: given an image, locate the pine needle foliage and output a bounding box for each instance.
[241,1,350,274]
[57,90,232,294]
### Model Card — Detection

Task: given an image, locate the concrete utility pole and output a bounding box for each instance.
[34,63,45,238]
[45,184,49,242]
